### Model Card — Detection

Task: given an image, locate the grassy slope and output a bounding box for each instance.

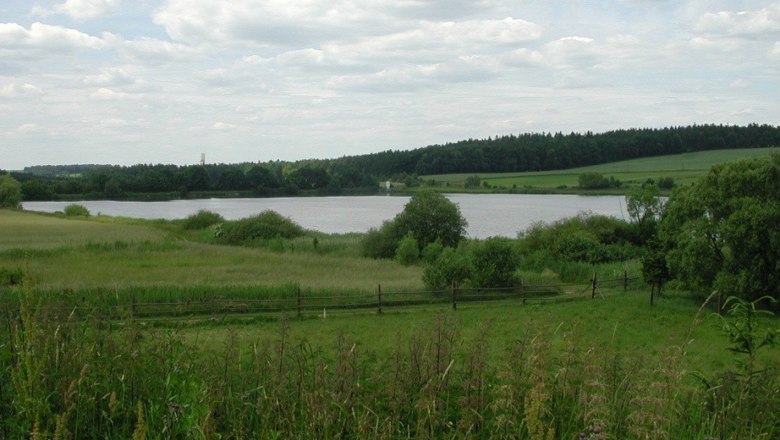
[425,147,779,191]
[0,210,422,292]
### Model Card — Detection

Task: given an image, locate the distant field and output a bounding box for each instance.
[426,147,779,191]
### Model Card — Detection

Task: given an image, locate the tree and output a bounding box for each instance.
[626,184,663,243]
[0,174,22,208]
[394,190,467,249]
[660,154,780,303]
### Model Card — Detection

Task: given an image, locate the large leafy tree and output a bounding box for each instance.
[394,190,467,249]
[660,154,780,303]
[0,174,23,208]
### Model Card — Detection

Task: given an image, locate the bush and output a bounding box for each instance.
[361,221,401,259]
[0,174,22,209]
[182,210,224,230]
[63,204,90,217]
[422,247,472,290]
[421,240,445,264]
[395,233,419,266]
[217,211,305,246]
[469,237,520,288]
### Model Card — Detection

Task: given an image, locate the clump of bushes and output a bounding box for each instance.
[578,172,622,189]
[63,204,90,217]
[422,238,520,290]
[217,210,305,246]
[520,214,641,265]
[181,209,224,230]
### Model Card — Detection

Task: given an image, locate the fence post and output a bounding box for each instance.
[377,284,383,314]
[623,270,628,292]
[520,278,526,305]
[296,286,302,319]
[591,272,597,299]
[452,282,457,310]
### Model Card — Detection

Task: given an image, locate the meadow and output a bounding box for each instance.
[1,158,779,439]
[425,147,779,192]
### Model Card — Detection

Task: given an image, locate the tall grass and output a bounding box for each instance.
[2,287,777,439]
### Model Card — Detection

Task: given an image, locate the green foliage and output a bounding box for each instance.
[0,174,22,208]
[422,247,471,290]
[519,214,642,269]
[217,211,305,246]
[63,204,90,217]
[361,190,466,259]
[395,233,419,266]
[660,154,780,302]
[360,221,401,259]
[464,175,481,188]
[181,209,224,230]
[394,190,467,249]
[578,172,621,189]
[469,237,520,288]
[0,267,25,286]
[421,240,445,264]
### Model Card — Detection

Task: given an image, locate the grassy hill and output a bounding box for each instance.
[424,147,779,193]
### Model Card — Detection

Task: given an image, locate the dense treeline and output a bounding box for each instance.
[9,123,780,200]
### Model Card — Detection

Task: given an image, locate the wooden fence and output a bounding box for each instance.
[2,273,644,322]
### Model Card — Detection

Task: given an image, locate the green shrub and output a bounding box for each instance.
[469,237,520,288]
[361,221,400,259]
[422,247,471,290]
[63,204,90,217]
[395,233,419,266]
[182,209,224,230]
[217,211,305,245]
[421,240,444,264]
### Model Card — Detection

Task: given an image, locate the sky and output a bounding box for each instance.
[1,0,779,170]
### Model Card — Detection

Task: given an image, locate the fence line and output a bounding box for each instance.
[1,275,644,321]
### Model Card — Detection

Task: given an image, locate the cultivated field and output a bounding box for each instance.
[425,147,779,191]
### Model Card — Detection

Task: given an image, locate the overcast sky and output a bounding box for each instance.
[2,0,779,170]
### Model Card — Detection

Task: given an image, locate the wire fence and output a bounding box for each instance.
[1,273,645,322]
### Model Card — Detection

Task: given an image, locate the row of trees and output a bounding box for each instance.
[7,123,779,201]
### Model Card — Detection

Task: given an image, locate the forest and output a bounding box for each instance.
[6,123,780,201]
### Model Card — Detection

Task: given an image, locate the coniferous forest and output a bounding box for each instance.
[7,123,780,200]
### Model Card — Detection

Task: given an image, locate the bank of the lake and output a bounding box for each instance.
[23,193,630,239]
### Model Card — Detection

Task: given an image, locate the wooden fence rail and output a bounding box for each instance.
[1,275,644,321]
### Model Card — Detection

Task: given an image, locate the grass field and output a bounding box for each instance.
[1,188,779,438]
[0,210,422,292]
[425,147,779,192]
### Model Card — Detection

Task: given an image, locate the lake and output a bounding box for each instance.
[22,194,630,239]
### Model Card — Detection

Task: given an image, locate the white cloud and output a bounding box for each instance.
[696,3,780,39]
[0,82,43,98]
[84,68,135,86]
[17,123,44,134]
[90,87,130,99]
[34,0,121,20]
[0,22,107,51]
[212,122,237,130]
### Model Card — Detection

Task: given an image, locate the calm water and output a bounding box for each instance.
[23,194,629,239]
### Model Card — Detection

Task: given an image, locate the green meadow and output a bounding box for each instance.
[426,147,779,192]
[1,148,778,439]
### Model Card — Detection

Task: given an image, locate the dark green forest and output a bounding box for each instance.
[7,123,780,201]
